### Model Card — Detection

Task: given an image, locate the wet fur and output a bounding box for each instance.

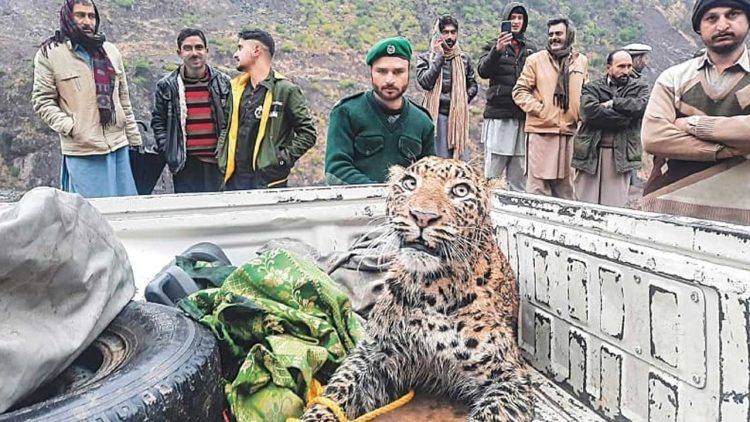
[302,157,533,421]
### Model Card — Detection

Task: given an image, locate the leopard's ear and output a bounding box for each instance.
[387,164,406,184]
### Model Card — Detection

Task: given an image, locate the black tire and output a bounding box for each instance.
[0,301,224,422]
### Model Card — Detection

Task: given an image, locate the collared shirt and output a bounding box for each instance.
[697,46,750,91]
[236,76,271,172]
[73,44,93,69]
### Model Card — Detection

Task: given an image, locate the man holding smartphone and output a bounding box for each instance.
[477,2,534,191]
[416,15,478,159]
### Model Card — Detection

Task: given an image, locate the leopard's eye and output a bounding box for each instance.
[451,183,471,198]
[401,175,417,191]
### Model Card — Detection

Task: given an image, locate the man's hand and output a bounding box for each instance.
[674,117,689,132]
[432,38,447,54]
[601,100,613,109]
[495,32,513,52]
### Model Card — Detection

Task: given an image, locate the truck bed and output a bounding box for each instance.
[376,368,604,421]
[87,185,750,422]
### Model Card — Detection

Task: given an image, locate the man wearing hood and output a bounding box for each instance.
[416,15,478,160]
[640,0,750,225]
[513,17,588,199]
[31,0,142,198]
[477,2,534,191]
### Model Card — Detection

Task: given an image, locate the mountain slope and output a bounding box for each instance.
[0,0,699,195]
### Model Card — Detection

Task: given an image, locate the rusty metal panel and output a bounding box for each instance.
[567,257,589,323]
[650,285,679,368]
[599,346,623,419]
[534,310,553,375]
[493,192,749,422]
[599,267,625,340]
[533,246,551,306]
[649,372,678,422]
[568,329,589,397]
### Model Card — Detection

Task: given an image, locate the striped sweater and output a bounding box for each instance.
[183,72,218,158]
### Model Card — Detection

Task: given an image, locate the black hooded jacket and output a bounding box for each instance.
[477,2,535,120]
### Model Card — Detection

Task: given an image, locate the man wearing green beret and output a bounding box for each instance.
[325,36,436,185]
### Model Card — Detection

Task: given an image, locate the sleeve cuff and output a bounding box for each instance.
[694,116,715,140]
[62,116,75,136]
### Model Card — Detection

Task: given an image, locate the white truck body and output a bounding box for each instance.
[87,186,750,422]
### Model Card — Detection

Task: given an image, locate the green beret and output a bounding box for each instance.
[365,36,412,65]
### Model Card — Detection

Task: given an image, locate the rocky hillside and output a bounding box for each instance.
[0,0,703,196]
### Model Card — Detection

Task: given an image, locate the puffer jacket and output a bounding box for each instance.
[416,52,478,115]
[477,1,535,120]
[150,65,231,173]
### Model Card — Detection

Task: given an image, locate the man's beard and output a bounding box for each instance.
[444,39,455,48]
[611,75,629,86]
[77,24,96,39]
[706,33,743,55]
[373,83,407,102]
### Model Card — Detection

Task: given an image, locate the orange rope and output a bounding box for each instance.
[287,383,415,422]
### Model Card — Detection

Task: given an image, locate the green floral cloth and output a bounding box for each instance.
[178,249,363,422]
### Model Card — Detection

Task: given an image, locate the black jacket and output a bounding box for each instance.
[416,51,478,115]
[477,1,534,120]
[572,76,650,175]
[477,38,534,120]
[150,65,231,173]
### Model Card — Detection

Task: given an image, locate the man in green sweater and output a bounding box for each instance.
[325,37,436,185]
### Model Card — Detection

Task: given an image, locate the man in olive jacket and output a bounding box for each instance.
[477,1,534,190]
[325,37,435,185]
[216,29,317,190]
[572,50,649,207]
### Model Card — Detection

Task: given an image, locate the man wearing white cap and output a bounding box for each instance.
[623,43,652,79]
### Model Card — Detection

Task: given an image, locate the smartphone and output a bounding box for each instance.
[500,20,512,34]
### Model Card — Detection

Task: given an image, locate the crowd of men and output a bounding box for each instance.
[31,0,750,225]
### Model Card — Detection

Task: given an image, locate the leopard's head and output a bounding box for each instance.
[385,157,492,277]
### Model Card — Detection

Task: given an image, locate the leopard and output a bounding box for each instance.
[302,156,534,422]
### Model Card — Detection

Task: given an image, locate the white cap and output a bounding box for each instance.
[622,43,652,56]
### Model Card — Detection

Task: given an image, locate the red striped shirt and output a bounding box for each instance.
[183,76,218,155]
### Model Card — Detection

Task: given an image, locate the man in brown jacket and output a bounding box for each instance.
[512,17,588,199]
[641,0,750,225]
[32,0,141,198]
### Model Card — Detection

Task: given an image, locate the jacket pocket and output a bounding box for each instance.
[58,72,83,103]
[398,135,422,160]
[59,72,82,91]
[626,132,642,161]
[573,132,596,160]
[258,148,293,186]
[354,135,384,157]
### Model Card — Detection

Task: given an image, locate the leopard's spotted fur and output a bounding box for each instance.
[302,157,533,421]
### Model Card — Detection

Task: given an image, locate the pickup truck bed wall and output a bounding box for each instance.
[86,186,750,421]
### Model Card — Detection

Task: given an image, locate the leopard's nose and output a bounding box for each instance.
[410,208,441,228]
